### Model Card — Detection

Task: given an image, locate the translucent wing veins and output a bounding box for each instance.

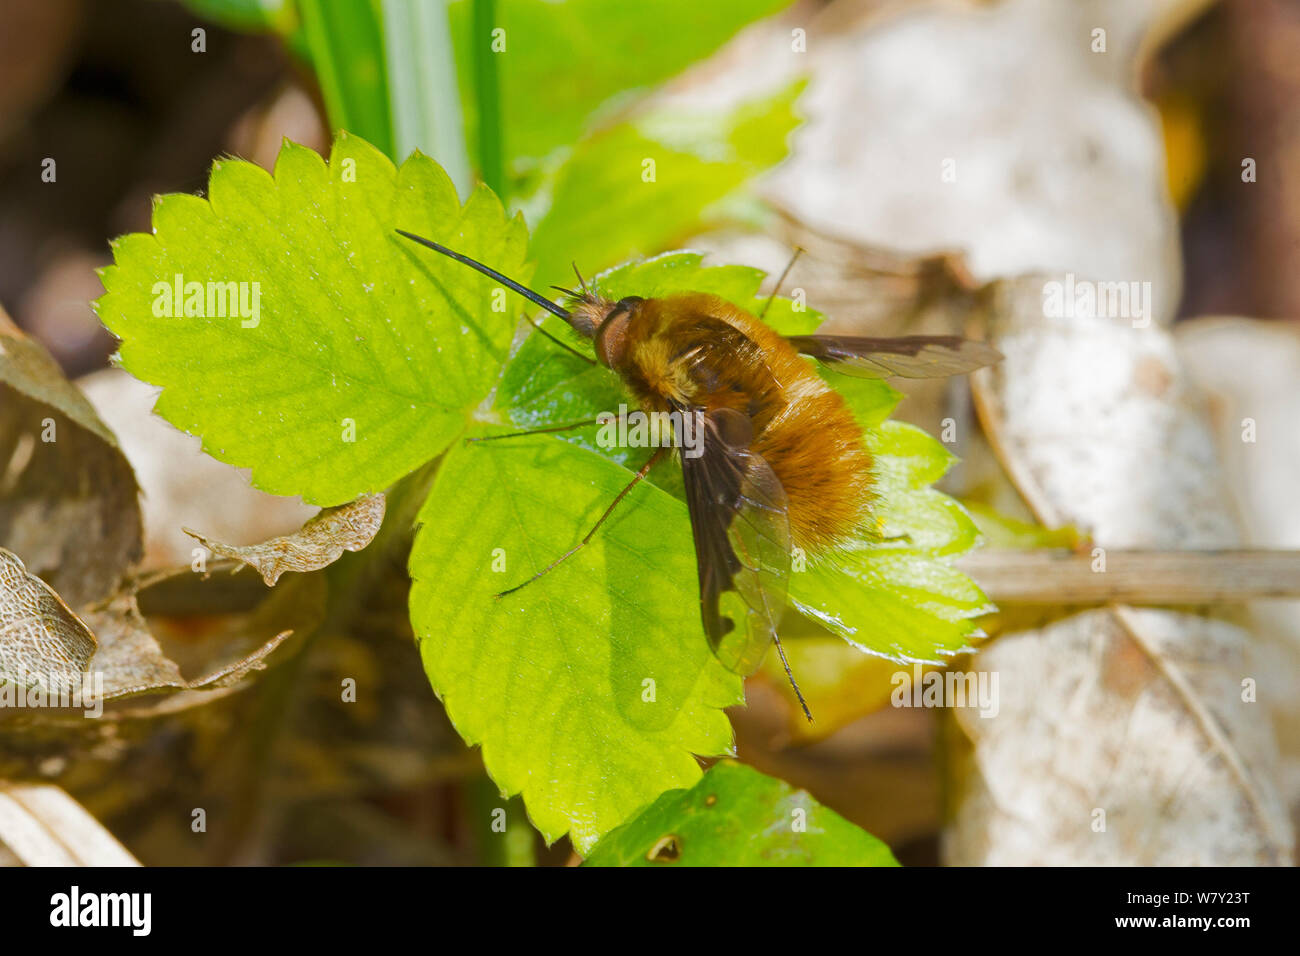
[786,333,1002,379]
[677,405,791,676]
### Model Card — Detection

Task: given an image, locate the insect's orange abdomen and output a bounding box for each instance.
[753,381,873,553]
[730,311,873,554]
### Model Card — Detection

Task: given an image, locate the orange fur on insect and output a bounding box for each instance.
[570,290,874,552]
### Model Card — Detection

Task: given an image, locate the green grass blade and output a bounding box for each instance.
[380,0,472,194]
[298,0,394,156]
[471,0,505,198]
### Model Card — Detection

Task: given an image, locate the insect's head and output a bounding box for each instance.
[556,286,644,369]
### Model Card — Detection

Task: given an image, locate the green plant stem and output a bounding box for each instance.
[472,0,505,199]
[466,778,535,866]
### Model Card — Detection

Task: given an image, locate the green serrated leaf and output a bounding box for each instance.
[409,434,742,853]
[962,500,1084,549]
[788,421,991,661]
[95,134,530,505]
[527,81,805,288]
[584,761,899,866]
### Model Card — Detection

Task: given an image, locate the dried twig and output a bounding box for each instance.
[959,548,1300,604]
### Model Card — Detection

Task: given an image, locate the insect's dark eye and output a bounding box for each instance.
[594,298,640,369]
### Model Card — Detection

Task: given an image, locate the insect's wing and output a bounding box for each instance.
[679,406,791,676]
[786,333,1002,379]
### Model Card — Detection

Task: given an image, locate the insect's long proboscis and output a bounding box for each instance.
[395,229,571,321]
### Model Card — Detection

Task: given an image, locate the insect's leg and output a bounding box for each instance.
[496,448,667,598]
[523,312,596,365]
[770,632,813,723]
[466,419,604,443]
[571,261,590,295]
[759,246,805,319]
[471,407,645,443]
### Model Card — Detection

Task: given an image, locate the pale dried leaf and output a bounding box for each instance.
[957,284,1293,864]
[660,0,1182,299]
[945,608,1292,865]
[0,781,139,866]
[1177,317,1300,824]
[78,368,317,569]
[971,278,1238,546]
[184,493,386,586]
[0,547,95,692]
[1176,319,1300,549]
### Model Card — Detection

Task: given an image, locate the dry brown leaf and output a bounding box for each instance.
[0,559,315,725]
[0,311,142,607]
[84,592,292,701]
[0,546,95,693]
[0,567,327,807]
[183,493,386,586]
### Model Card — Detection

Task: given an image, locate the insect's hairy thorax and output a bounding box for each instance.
[615,294,787,421]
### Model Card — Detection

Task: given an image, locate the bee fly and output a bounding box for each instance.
[397,229,1001,721]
